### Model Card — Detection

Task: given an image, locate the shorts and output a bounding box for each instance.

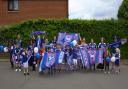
[73,59,77,65]
[115,59,120,66]
[23,61,28,68]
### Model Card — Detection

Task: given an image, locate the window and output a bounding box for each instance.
[8,0,19,11]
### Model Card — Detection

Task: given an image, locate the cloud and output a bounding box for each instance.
[69,0,123,20]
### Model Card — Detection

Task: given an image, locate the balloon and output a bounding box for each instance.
[106,56,111,62]
[35,53,40,59]
[4,47,8,52]
[111,56,116,62]
[70,40,77,47]
[72,40,77,46]
[34,47,38,53]
[0,46,4,52]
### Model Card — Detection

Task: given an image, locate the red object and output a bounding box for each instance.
[38,49,44,64]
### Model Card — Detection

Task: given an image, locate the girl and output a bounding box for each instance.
[115,48,121,74]
[72,45,79,71]
[14,45,22,72]
[80,38,89,70]
[27,40,35,71]
[22,50,30,75]
[38,44,45,65]
[104,47,111,74]
[97,37,106,70]
[88,39,97,71]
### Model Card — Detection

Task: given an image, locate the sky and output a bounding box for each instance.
[69,0,123,20]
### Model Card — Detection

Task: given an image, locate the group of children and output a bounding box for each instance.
[9,34,121,76]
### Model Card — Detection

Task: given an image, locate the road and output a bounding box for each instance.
[0,62,128,89]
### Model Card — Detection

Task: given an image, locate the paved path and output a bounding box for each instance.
[0,62,128,89]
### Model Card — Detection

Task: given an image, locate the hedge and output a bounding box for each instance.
[0,19,128,59]
[118,0,128,20]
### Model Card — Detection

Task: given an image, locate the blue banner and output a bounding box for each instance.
[97,49,104,64]
[57,33,80,45]
[46,53,55,68]
[55,50,64,64]
[88,49,97,65]
[40,52,48,71]
[80,47,89,67]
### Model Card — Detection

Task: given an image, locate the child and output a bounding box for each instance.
[72,45,78,71]
[88,39,97,70]
[14,45,22,72]
[22,50,30,75]
[9,43,15,68]
[104,47,111,74]
[115,48,121,74]
[96,37,106,70]
[38,44,45,65]
[80,38,89,70]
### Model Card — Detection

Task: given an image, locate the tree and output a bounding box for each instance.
[118,0,128,20]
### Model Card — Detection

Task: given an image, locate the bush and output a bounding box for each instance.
[118,0,128,19]
[0,19,128,59]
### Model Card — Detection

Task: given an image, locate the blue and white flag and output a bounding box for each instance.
[39,52,48,71]
[39,52,56,72]
[57,32,80,46]
[88,49,97,65]
[55,50,64,64]
[80,47,89,67]
[97,49,104,64]
[46,53,55,68]
[37,38,43,49]
[67,54,73,66]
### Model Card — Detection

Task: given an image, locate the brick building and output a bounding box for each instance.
[0,0,68,25]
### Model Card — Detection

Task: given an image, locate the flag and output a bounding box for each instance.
[57,33,80,45]
[55,50,64,64]
[80,47,89,67]
[97,49,104,64]
[39,52,48,71]
[45,53,55,68]
[88,49,97,65]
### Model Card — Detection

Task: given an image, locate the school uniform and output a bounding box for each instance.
[115,53,120,66]
[72,47,78,65]
[88,43,97,50]
[22,54,29,68]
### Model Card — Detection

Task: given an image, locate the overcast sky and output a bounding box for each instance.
[69,0,123,20]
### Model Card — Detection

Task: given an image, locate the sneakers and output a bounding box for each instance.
[108,71,110,74]
[24,73,30,76]
[115,71,119,74]
[15,69,22,72]
[15,69,18,72]
[104,71,110,74]
[24,73,26,76]
[104,71,107,74]
[19,69,22,72]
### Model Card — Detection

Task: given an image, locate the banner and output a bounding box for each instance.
[40,52,48,71]
[30,31,45,39]
[57,33,80,45]
[97,49,104,64]
[46,53,55,68]
[80,47,89,67]
[88,49,97,65]
[55,50,64,64]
